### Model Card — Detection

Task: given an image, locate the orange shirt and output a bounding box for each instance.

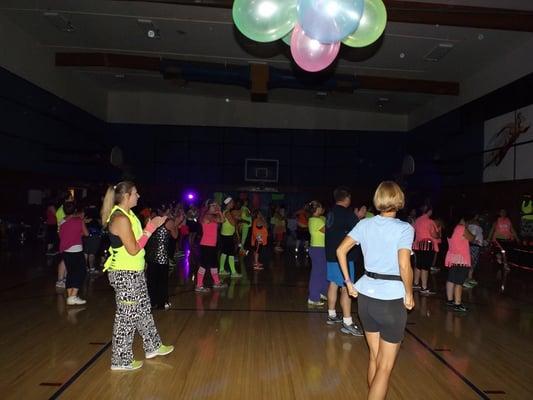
[252,219,268,247]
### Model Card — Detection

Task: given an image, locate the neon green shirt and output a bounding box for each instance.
[308,216,325,247]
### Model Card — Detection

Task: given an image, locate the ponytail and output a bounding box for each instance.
[100,181,136,227]
[101,186,116,227]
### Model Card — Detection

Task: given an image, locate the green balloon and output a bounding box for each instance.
[233,0,298,43]
[281,29,292,45]
[343,0,387,48]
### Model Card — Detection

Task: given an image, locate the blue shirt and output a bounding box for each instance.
[348,215,414,300]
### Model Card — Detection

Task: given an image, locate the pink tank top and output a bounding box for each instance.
[200,221,218,247]
[445,225,471,267]
[413,214,437,250]
[495,217,512,240]
[59,217,83,252]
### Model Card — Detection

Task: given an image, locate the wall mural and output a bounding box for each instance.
[483,104,533,182]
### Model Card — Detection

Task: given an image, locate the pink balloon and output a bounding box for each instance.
[290,23,340,72]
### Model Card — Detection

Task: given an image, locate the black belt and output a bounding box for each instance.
[365,271,402,281]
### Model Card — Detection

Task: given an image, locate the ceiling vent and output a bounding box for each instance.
[43,12,75,33]
[423,43,454,62]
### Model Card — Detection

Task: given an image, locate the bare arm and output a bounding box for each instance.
[336,236,358,297]
[398,249,414,310]
[463,228,475,242]
[110,214,142,256]
[110,214,166,255]
[166,218,178,239]
[81,220,89,237]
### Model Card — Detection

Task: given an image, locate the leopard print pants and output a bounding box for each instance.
[108,270,162,367]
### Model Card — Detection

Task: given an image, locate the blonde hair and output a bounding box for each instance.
[100,181,136,226]
[373,181,405,212]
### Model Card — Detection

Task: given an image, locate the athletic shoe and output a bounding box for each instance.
[453,304,468,312]
[164,302,171,310]
[326,314,343,325]
[55,280,66,289]
[420,288,436,295]
[463,281,474,289]
[145,344,175,359]
[231,273,243,279]
[194,286,211,293]
[320,294,328,301]
[412,284,422,291]
[253,266,264,271]
[340,323,364,337]
[307,299,325,307]
[468,279,478,286]
[446,300,455,307]
[111,360,143,371]
[66,296,87,305]
[213,283,228,290]
[430,266,440,273]
[219,270,230,276]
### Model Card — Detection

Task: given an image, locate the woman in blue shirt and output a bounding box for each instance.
[336,181,414,400]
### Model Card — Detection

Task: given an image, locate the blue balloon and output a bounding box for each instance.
[298,0,365,44]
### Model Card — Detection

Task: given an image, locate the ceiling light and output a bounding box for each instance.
[43,12,75,33]
[137,19,160,39]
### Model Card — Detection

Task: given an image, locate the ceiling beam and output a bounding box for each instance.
[121,0,533,32]
[56,52,459,95]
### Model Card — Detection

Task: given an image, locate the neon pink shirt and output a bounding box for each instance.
[59,217,83,253]
[413,214,437,250]
[494,217,512,240]
[445,225,471,267]
[200,220,218,247]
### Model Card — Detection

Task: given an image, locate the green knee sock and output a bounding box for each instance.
[219,253,227,272]
[228,256,237,274]
[241,226,249,246]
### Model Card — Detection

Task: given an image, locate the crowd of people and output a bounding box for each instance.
[40,182,531,398]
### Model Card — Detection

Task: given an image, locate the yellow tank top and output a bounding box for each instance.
[104,205,145,272]
[221,211,236,236]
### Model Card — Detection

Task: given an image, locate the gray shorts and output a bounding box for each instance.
[357,294,407,344]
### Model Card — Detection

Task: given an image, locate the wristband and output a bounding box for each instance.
[144,222,156,235]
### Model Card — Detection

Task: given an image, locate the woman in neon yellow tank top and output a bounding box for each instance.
[101,181,174,371]
[218,197,242,278]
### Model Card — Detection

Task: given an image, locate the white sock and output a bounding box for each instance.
[328,309,336,318]
[343,317,353,326]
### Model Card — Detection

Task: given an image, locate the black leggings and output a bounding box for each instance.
[146,262,169,307]
[63,252,87,289]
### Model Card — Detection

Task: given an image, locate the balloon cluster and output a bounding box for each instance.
[233,0,387,72]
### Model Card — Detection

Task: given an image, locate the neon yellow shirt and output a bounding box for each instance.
[308,216,325,247]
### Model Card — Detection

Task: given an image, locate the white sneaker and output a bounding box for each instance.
[55,280,66,288]
[67,296,87,305]
[307,299,325,307]
[320,294,328,301]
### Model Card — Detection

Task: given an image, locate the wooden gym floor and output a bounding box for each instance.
[1,246,532,399]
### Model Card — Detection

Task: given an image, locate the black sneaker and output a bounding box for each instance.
[340,323,364,337]
[326,314,343,325]
[420,288,436,296]
[446,300,455,307]
[454,303,468,312]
